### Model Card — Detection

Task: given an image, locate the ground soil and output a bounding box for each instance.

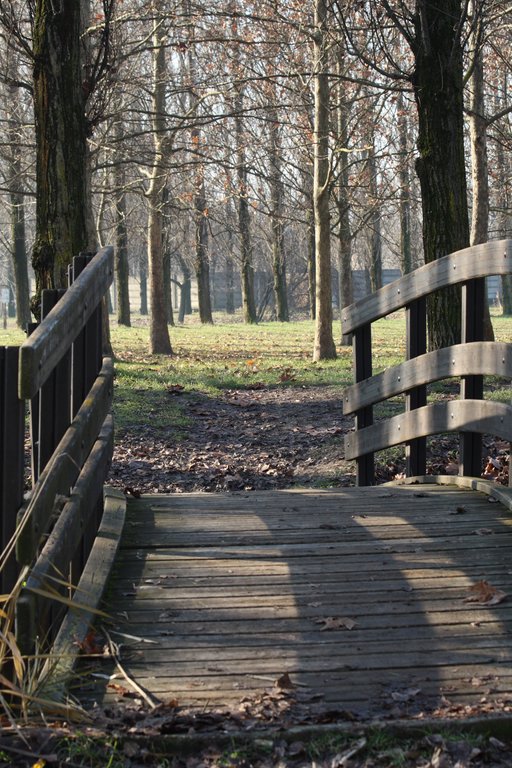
[108,383,507,494]
[109,385,356,494]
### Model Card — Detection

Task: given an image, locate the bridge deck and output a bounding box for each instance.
[80,484,512,721]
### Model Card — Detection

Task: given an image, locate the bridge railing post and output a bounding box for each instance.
[405,297,427,476]
[460,278,485,477]
[353,323,374,485]
[0,347,25,594]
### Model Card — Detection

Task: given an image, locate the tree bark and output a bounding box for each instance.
[114,132,131,326]
[147,21,172,354]
[468,0,494,340]
[193,152,213,323]
[365,144,383,293]
[336,56,352,344]
[304,169,316,320]
[268,106,289,321]
[313,0,336,361]
[411,0,470,350]
[236,124,257,324]
[6,76,30,328]
[397,91,413,275]
[31,0,89,316]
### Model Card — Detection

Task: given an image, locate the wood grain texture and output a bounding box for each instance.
[78,485,512,719]
[39,486,126,699]
[344,399,512,461]
[18,246,113,399]
[343,341,512,414]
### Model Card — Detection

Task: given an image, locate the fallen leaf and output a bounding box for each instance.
[472,528,493,536]
[275,672,296,690]
[449,506,467,515]
[315,616,357,631]
[464,580,507,606]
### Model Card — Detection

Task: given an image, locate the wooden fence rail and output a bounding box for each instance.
[0,247,114,653]
[342,239,512,486]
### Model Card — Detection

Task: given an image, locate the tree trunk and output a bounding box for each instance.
[9,173,31,329]
[225,255,235,314]
[397,91,413,275]
[147,22,172,354]
[366,145,383,293]
[163,251,175,325]
[313,0,336,361]
[496,75,512,314]
[6,82,31,328]
[412,0,469,350]
[114,145,131,326]
[233,75,257,323]
[139,258,148,315]
[194,163,213,323]
[468,0,494,341]
[268,106,289,321]
[336,60,352,344]
[31,0,88,316]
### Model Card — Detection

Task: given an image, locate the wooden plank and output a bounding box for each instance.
[16,418,114,653]
[342,239,512,334]
[344,399,512,461]
[16,358,113,565]
[78,485,512,716]
[353,323,374,484]
[460,279,485,477]
[405,297,427,476]
[18,246,113,399]
[343,341,512,414]
[39,487,126,699]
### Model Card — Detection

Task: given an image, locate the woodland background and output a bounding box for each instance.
[0,1,511,356]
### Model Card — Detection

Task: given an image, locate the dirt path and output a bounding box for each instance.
[109,385,356,494]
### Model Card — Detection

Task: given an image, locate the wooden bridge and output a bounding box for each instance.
[2,241,512,723]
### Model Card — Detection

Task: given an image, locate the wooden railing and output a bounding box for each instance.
[10,247,114,653]
[342,240,512,486]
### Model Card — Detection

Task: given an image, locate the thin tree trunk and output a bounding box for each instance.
[232,43,257,323]
[114,130,131,326]
[336,58,352,344]
[468,0,494,340]
[6,81,30,328]
[366,146,383,293]
[163,251,175,325]
[147,21,172,354]
[194,162,213,323]
[268,106,289,321]
[139,257,148,315]
[313,0,336,360]
[496,75,512,314]
[397,91,413,275]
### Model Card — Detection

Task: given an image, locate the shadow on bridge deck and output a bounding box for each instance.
[77,484,512,722]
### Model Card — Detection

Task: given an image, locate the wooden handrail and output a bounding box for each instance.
[345,400,512,460]
[343,239,512,485]
[18,246,113,399]
[13,248,115,655]
[343,341,512,414]
[342,240,512,335]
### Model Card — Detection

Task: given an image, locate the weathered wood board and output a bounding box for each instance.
[79,485,512,720]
